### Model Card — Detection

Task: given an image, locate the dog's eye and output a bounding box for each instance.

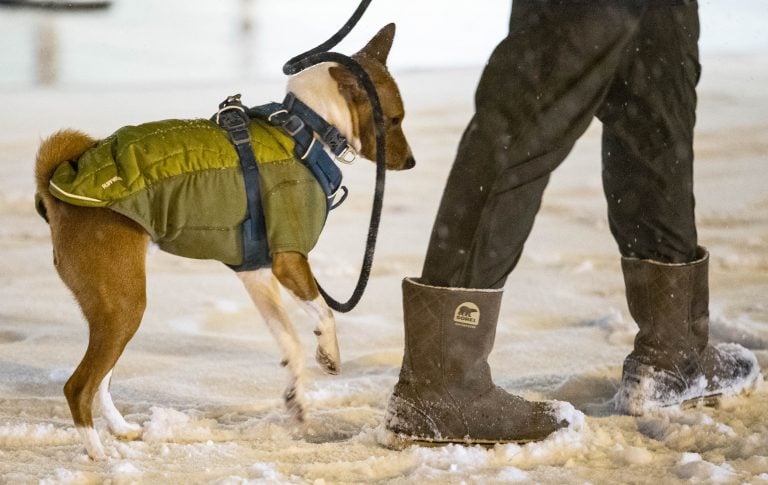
[390,117,401,127]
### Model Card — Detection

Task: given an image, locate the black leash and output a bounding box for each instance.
[283,0,386,313]
[282,0,373,76]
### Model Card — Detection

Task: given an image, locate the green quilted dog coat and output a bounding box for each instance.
[48,118,327,266]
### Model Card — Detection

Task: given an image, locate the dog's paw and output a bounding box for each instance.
[316,347,340,375]
[112,422,143,441]
[77,427,107,461]
[284,386,306,423]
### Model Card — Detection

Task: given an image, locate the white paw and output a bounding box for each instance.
[284,386,306,423]
[315,345,341,375]
[77,427,107,461]
[112,421,143,441]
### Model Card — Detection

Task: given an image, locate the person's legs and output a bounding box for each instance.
[385,1,647,445]
[422,0,645,289]
[599,3,762,414]
[598,2,699,263]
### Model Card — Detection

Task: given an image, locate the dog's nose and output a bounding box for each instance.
[404,156,416,170]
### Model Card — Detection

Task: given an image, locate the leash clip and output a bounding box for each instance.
[336,145,357,164]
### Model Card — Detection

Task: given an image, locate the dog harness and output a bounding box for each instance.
[215,93,352,270]
[46,93,354,271]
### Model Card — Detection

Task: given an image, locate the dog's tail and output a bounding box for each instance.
[34,129,95,222]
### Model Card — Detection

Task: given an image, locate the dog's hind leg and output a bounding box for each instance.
[272,252,341,376]
[238,268,307,422]
[51,205,148,459]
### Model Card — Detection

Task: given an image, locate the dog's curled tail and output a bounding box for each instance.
[35,129,95,221]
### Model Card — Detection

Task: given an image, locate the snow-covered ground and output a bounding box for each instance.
[2,3,768,485]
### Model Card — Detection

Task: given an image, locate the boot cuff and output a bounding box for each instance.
[621,246,708,269]
[404,277,503,294]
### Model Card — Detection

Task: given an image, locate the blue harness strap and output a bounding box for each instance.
[215,92,352,271]
[214,95,272,272]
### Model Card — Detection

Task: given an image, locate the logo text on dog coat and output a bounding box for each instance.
[453,302,480,328]
[101,176,123,189]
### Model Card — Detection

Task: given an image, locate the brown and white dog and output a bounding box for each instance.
[34,24,413,460]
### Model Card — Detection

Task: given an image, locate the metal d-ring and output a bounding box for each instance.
[267,109,288,123]
[328,185,349,210]
[336,145,357,164]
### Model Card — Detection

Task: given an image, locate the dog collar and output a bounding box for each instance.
[248,93,356,165]
[247,93,351,210]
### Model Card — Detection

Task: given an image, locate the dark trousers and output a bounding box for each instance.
[422,0,701,289]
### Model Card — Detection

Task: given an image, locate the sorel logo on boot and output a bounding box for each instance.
[453,302,480,328]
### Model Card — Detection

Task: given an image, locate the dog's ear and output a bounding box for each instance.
[356,23,396,65]
[329,65,363,99]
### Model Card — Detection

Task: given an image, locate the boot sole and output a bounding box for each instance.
[617,363,762,415]
[379,430,538,450]
[678,377,762,410]
[679,393,723,410]
[617,380,723,415]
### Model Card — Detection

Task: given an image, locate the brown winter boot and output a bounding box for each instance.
[615,247,762,415]
[382,278,578,446]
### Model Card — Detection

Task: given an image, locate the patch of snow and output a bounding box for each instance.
[495,466,529,482]
[551,400,586,433]
[573,260,594,273]
[673,454,736,483]
[210,299,242,314]
[39,468,98,485]
[621,446,654,465]
[142,407,221,443]
[48,368,74,383]
[108,461,143,484]
[0,423,77,447]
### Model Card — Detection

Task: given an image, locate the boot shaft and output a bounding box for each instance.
[622,246,710,361]
[398,278,503,403]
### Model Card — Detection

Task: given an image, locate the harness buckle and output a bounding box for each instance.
[322,126,348,154]
[282,115,305,136]
[216,105,247,127]
[228,127,251,146]
[216,106,251,146]
[336,145,357,164]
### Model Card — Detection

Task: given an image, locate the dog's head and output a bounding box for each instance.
[328,24,415,171]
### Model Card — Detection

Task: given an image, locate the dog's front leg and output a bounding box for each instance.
[238,269,306,422]
[272,252,341,375]
[296,296,340,375]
